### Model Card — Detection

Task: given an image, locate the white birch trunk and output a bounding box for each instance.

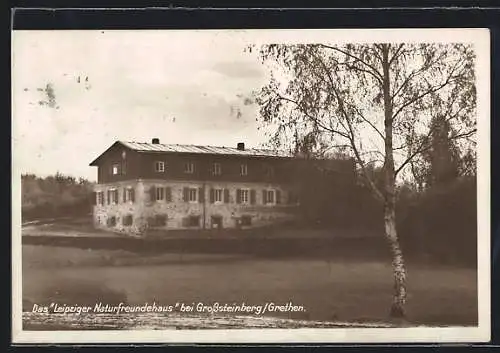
[381,44,408,318]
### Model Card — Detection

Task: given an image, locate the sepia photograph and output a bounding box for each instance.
[11,29,490,343]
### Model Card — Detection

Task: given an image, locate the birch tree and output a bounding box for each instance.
[251,43,476,318]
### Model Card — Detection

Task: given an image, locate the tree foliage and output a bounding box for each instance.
[251,43,476,192]
[251,42,477,319]
[22,173,94,220]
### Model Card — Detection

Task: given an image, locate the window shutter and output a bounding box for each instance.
[262,190,267,204]
[250,189,256,204]
[165,187,172,202]
[131,188,135,203]
[107,190,110,204]
[210,189,215,203]
[198,187,204,203]
[114,190,118,203]
[183,187,189,202]
[92,192,97,205]
[123,188,126,203]
[236,189,241,204]
[224,189,230,203]
[150,186,156,202]
[276,190,281,204]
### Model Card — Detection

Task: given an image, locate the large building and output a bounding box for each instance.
[89,139,303,235]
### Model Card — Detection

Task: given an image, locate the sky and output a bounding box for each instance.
[12,29,489,182]
[12,30,270,181]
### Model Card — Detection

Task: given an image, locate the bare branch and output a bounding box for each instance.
[275,94,351,140]
[319,44,384,84]
[344,101,385,140]
[389,44,405,66]
[394,128,477,176]
[391,56,465,120]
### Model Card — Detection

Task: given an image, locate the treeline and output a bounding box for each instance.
[292,161,477,267]
[22,173,94,221]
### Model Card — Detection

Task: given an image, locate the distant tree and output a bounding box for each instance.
[251,42,476,319]
[22,173,94,220]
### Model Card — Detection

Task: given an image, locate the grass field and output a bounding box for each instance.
[22,244,478,327]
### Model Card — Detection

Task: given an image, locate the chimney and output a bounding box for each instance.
[152,138,160,144]
[237,142,245,151]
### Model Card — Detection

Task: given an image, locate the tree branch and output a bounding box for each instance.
[391,56,465,120]
[389,44,405,66]
[275,94,351,140]
[394,128,477,176]
[319,44,384,84]
[344,101,385,140]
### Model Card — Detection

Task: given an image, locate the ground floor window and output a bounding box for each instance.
[211,215,223,229]
[122,214,133,226]
[147,214,168,227]
[107,216,116,227]
[155,214,167,226]
[185,215,200,227]
[241,215,252,226]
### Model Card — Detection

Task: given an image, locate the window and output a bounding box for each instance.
[185,215,200,227]
[124,188,135,203]
[188,188,197,202]
[214,189,223,202]
[109,189,118,204]
[212,163,222,176]
[122,215,133,226]
[156,187,165,201]
[96,192,104,205]
[165,187,172,202]
[263,189,280,205]
[237,189,249,204]
[112,164,119,175]
[107,216,116,227]
[211,215,223,229]
[148,214,167,227]
[184,162,195,174]
[155,214,167,226]
[241,215,252,226]
[266,190,275,204]
[183,187,202,203]
[240,164,248,176]
[155,161,165,173]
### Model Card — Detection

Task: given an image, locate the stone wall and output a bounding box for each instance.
[93,179,298,235]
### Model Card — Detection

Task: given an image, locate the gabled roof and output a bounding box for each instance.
[89,140,292,166]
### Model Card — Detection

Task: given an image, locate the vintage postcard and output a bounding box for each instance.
[11,28,490,344]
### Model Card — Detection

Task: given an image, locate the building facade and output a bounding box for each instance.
[89,139,302,235]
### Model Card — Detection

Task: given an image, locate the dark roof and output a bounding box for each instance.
[89,141,292,166]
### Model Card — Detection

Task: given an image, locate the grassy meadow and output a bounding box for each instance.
[22,244,478,327]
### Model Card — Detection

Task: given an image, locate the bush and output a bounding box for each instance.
[21,173,94,221]
[397,176,477,267]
